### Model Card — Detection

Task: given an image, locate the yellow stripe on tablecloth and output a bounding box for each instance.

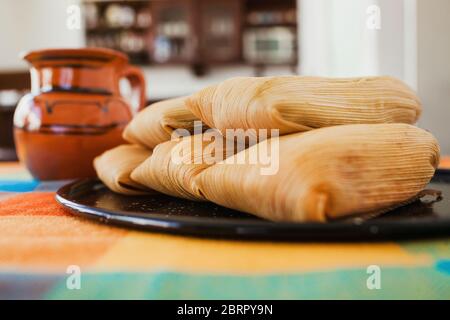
[91,231,431,274]
[0,162,33,180]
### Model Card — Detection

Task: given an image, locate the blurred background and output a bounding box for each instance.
[0,0,449,160]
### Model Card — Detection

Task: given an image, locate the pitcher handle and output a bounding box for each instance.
[120,65,147,112]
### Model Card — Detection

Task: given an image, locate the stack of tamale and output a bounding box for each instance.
[94,76,440,222]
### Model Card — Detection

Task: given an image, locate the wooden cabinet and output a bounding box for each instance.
[149,0,242,64]
[198,0,242,63]
[83,0,297,72]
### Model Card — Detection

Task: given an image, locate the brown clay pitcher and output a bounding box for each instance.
[14,48,146,180]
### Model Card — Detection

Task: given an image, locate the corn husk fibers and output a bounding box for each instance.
[186,76,422,136]
[131,132,239,201]
[195,124,439,222]
[123,96,202,149]
[94,144,153,195]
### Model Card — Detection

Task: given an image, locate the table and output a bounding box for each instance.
[0,161,449,299]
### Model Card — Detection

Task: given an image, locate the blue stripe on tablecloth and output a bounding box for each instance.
[0,180,73,193]
[0,274,63,300]
[1,265,448,299]
[0,180,40,192]
[436,259,450,275]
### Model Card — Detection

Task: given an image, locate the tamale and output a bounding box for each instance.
[131,132,240,201]
[195,124,439,222]
[186,76,422,136]
[94,144,152,195]
[123,96,202,149]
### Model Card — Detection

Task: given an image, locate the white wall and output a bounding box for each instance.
[376,0,405,80]
[0,0,84,71]
[299,0,408,81]
[143,65,295,100]
[417,0,450,154]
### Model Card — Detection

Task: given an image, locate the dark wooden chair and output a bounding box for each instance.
[0,71,30,161]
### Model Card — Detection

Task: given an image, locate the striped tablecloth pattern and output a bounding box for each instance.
[0,161,449,299]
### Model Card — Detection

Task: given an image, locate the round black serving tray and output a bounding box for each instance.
[56,169,450,241]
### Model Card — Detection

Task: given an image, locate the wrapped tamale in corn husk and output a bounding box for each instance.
[123,97,203,149]
[131,132,242,201]
[94,144,153,195]
[195,124,439,222]
[186,76,422,137]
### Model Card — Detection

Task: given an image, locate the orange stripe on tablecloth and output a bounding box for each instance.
[0,216,126,272]
[0,192,69,216]
[440,156,450,169]
[0,191,127,271]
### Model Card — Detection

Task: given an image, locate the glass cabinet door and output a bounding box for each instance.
[199,0,242,63]
[150,0,195,63]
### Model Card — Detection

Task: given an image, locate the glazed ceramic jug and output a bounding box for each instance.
[14,48,146,180]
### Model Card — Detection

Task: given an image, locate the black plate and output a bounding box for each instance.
[56,169,450,241]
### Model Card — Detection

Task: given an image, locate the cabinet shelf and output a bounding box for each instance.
[87,26,149,33]
[244,23,297,29]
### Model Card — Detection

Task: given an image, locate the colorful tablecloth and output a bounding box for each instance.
[0,161,449,300]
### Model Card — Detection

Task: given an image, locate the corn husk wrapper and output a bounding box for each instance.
[186,76,422,136]
[123,97,202,149]
[94,144,152,195]
[195,124,439,222]
[131,132,241,201]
